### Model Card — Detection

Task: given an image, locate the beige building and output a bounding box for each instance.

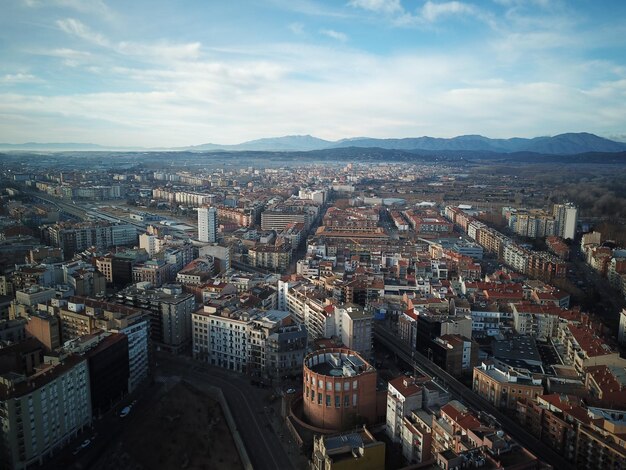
[247,243,292,272]
[575,408,626,469]
[472,361,543,409]
[25,312,60,351]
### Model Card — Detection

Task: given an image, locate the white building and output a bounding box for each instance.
[198,206,218,243]
[334,304,373,358]
[118,319,149,392]
[386,376,423,443]
[619,308,626,346]
[197,306,251,371]
[139,233,164,257]
[553,203,578,240]
[511,304,560,340]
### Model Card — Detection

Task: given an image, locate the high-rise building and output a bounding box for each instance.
[619,309,626,346]
[198,206,218,243]
[553,203,578,240]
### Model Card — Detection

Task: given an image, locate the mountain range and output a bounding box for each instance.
[2,132,626,155]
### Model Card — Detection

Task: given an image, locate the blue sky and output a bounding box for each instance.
[1,0,625,146]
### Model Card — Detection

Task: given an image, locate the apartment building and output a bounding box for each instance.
[511,303,560,339]
[386,376,423,443]
[473,361,543,410]
[116,283,194,353]
[0,346,91,470]
[247,243,292,272]
[310,427,385,470]
[401,409,434,465]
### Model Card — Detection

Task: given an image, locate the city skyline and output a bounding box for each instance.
[1,0,626,147]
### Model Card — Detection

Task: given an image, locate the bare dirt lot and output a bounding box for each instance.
[91,381,242,470]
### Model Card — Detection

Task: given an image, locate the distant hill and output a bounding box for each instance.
[0,142,141,151]
[330,133,626,155]
[2,132,625,155]
[180,134,332,152]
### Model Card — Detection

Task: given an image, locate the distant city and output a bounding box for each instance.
[1,148,625,470]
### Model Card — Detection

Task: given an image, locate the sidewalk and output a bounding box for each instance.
[266,399,310,469]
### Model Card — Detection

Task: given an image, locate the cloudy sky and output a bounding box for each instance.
[1,0,625,146]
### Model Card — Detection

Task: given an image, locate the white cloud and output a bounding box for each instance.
[117,41,202,61]
[1,39,624,146]
[57,18,110,47]
[23,0,113,19]
[56,18,202,63]
[288,22,305,35]
[348,0,403,14]
[350,0,493,27]
[0,73,39,84]
[320,29,348,42]
[421,1,476,22]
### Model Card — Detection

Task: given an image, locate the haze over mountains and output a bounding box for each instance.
[2,132,626,155]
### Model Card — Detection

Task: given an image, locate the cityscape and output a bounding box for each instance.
[2,1,626,470]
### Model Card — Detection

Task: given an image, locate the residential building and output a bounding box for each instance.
[198,206,218,243]
[116,283,194,353]
[619,309,626,346]
[247,243,292,272]
[574,407,626,469]
[553,203,578,240]
[401,410,434,465]
[386,376,422,443]
[473,361,543,409]
[24,312,60,351]
[310,427,385,470]
[0,346,91,470]
[334,304,373,358]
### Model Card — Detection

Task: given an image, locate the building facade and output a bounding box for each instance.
[303,348,378,431]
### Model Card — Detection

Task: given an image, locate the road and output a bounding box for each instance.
[156,353,299,470]
[374,324,569,469]
[39,380,161,470]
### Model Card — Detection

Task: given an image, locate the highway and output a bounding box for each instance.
[374,324,569,469]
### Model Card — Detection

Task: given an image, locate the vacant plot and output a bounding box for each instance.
[92,381,242,470]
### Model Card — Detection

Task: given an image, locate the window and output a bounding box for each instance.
[344,382,350,391]
[318,394,322,405]
[335,382,341,392]
[326,395,331,407]
[353,394,358,407]
[344,395,350,407]
[326,382,332,391]
[353,380,358,389]
[318,379,323,389]
[335,395,340,408]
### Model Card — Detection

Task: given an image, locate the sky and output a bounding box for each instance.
[1,0,625,147]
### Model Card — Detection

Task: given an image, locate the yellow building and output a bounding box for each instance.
[310,426,385,470]
[472,361,543,410]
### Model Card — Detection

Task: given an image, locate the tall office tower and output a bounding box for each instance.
[198,206,218,243]
[553,203,578,240]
